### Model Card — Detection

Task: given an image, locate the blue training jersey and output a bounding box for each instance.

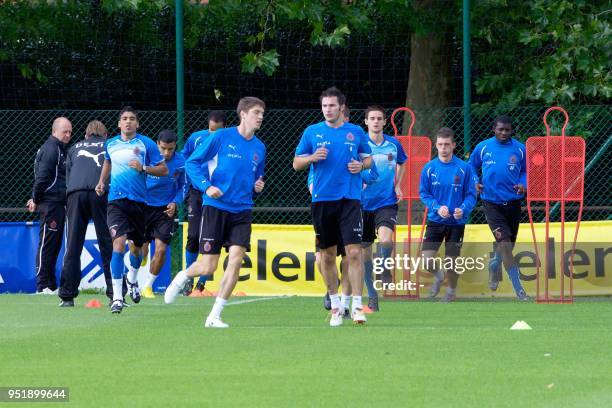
[295,121,371,202]
[419,156,477,225]
[182,129,210,159]
[185,126,266,213]
[182,129,211,192]
[469,136,527,204]
[146,152,186,207]
[361,134,407,211]
[104,134,164,203]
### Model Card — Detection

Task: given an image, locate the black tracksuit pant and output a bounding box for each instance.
[36,201,65,291]
[59,191,125,300]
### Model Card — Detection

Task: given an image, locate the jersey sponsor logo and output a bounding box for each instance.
[77,150,105,167]
[315,134,324,139]
[228,144,237,151]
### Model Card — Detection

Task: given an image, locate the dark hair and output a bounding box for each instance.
[492,115,512,128]
[319,87,346,106]
[157,129,177,144]
[237,97,266,116]
[209,110,226,124]
[119,106,139,121]
[365,105,386,118]
[436,127,455,141]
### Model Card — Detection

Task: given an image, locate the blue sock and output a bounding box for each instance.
[129,253,143,269]
[363,259,377,299]
[379,245,393,276]
[111,252,125,280]
[507,266,524,294]
[197,275,208,286]
[379,245,393,261]
[185,250,198,269]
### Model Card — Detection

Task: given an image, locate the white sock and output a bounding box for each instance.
[145,272,157,289]
[329,294,341,310]
[127,265,139,285]
[352,295,363,311]
[209,297,227,319]
[112,279,123,301]
[341,294,351,310]
[173,270,189,288]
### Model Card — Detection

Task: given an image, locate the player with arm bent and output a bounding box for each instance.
[164,97,266,328]
[293,87,373,326]
[468,116,529,300]
[95,107,168,313]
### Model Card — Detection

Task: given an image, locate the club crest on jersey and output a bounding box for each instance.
[346,132,355,141]
[508,154,518,170]
[454,175,461,184]
[203,241,212,252]
[133,147,141,155]
[387,153,394,161]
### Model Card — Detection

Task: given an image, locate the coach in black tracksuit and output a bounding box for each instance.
[58,120,126,305]
[27,117,72,294]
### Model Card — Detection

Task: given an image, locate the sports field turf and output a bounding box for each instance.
[1,294,611,407]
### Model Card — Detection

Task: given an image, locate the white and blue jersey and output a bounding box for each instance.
[185,127,266,213]
[146,152,186,207]
[361,134,407,211]
[104,134,164,203]
[295,121,371,202]
[469,136,527,204]
[420,156,477,225]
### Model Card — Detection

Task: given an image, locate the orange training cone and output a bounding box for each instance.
[85,299,102,308]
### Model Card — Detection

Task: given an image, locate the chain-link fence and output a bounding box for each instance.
[1,106,610,225]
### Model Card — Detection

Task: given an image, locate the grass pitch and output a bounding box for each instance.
[1,294,611,407]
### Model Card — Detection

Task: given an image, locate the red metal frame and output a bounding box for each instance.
[383,107,432,299]
[526,106,586,304]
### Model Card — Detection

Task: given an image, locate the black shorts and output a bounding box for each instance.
[144,205,177,245]
[107,198,146,246]
[311,199,362,249]
[315,239,346,257]
[482,199,522,243]
[199,206,252,255]
[363,204,398,243]
[186,187,203,253]
[422,221,465,257]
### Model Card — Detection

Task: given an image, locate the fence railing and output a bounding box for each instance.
[1,106,610,225]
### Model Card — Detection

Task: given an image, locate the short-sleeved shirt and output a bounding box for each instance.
[361,134,407,211]
[104,134,164,203]
[146,152,186,207]
[295,121,371,202]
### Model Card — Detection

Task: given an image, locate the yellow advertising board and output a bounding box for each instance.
[182,221,612,297]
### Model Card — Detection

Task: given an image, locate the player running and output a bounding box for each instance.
[164,97,266,328]
[130,130,185,298]
[469,115,529,300]
[95,106,168,313]
[361,105,407,311]
[293,87,372,326]
[419,127,477,302]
